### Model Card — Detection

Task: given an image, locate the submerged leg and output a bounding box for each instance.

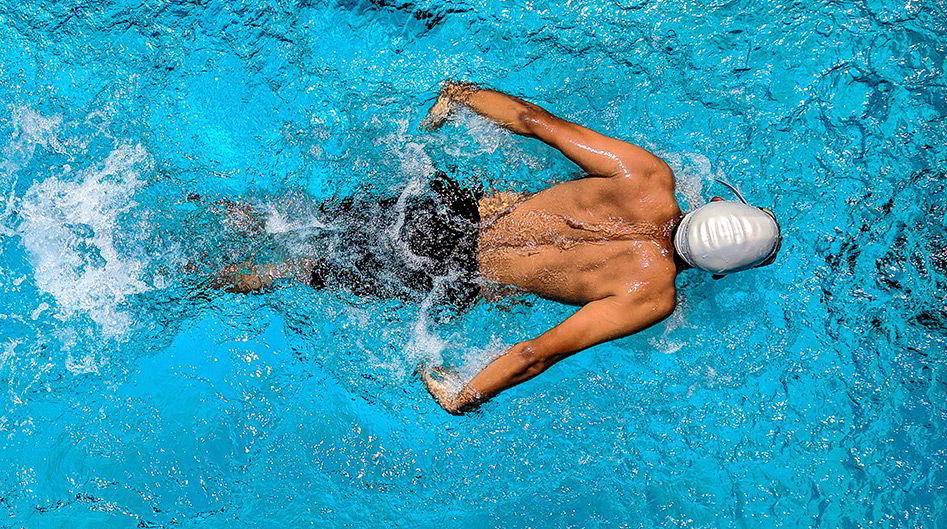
[213,258,317,294]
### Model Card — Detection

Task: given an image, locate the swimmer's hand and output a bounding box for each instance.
[420,91,452,130]
[420,365,470,415]
[420,80,478,130]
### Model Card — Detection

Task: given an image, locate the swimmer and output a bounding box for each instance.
[212,81,781,415]
[417,81,781,414]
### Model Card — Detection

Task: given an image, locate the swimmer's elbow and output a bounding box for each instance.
[511,341,557,380]
[515,107,551,137]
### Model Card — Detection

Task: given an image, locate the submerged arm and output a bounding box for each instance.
[422,81,669,178]
[422,292,675,414]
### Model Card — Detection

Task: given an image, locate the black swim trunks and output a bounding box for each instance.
[307,171,482,311]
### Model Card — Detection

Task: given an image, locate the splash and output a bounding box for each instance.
[0,105,64,176]
[263,203,330,234]
[403,274,450,371]
[65,349,104,375]
[662,151,719,210]
[376,120,438,270]
[19,143,153,336]
[454,334,510,385]
[378,126,446,367]
[443,108,546,172]
[0,338,22,371]
[450,107,512,155]
[648,295,694,355]
[0,106,65,236]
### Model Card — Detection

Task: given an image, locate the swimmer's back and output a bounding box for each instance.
[477,175,680,305]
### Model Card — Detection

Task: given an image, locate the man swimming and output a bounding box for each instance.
[416,81,781,414]
[214,81,781,415]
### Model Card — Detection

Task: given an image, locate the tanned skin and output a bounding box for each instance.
[213,82,720,414]
[418,81,684,414]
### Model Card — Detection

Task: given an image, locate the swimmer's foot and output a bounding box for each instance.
[189,194,265,235]
[212,261,274,294]
[211,258,319,294]
[213,200,266,234]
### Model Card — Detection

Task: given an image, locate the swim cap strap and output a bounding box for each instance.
[713,178,748,205]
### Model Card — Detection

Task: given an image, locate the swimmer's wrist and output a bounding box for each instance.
[442,80,478,105]
[442,387,478,415]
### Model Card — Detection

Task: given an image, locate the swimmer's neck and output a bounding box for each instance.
[669,213,692,271]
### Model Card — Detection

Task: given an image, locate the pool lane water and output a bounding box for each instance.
[0,0,945,527]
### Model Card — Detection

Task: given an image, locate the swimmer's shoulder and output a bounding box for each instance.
[613,253,679,316]
[607,167,681,222]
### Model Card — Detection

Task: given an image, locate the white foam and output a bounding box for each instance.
[0,184,17,238]
[442,108,546,171]
[65,350,104,375]
[0,105,64,176]
[263,204,329,234]
[415,334,512,400]
[19,143,153,336]
[373,114,527,382]
[662,151,720,210]
[0,338,22,371]
[0,106,66,236]
[451,107,512,155]
[404,274,450,369]
[648,292,694,355]
[375,120,438,270]
[455,334,509,383]
[29,303,49,321]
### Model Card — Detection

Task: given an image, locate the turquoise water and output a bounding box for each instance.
[1,0,945,527]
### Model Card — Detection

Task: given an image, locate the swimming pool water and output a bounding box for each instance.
[1,0,945,527]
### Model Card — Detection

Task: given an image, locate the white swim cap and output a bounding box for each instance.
[673,200,780,274]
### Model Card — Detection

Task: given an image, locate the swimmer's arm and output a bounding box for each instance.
[422,293,675,414]
[423,81,669,179]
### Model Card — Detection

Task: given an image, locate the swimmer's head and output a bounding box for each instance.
[673,181,782,276]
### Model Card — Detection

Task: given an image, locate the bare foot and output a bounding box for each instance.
[211,200,265,234]
[213,261,272,293]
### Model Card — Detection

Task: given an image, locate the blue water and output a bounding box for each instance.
[1,0,945,527]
